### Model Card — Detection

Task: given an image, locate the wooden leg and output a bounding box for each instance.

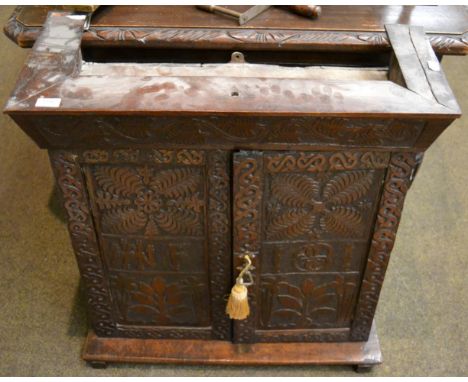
[88,361,108,369]
[353,364,374,373]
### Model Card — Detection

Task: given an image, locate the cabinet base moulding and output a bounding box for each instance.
[82,321,382,368]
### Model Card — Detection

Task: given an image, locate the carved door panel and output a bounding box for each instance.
[80,149,232,340]
[232,150,390,343]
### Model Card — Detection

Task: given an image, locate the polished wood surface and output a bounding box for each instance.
[4,6,468,55]
[82,321,382,367]
[14,5,468,33]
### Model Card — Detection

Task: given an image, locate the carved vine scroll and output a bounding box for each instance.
[5,6,467,55]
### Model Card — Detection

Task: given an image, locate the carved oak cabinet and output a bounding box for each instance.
[4,9,463,371]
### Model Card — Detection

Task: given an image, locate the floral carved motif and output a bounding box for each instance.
[110,274,209,326]
[260,275,358,330]
[266,171,375,240]
[91,165,204,236]
[293,243,333,272]
[81,27,468,55]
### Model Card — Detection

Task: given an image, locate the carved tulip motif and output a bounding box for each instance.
[111,275,208,325]
[260,275,357,329]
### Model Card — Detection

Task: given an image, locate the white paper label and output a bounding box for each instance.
[35,97,61,108]
[67,15,87,20]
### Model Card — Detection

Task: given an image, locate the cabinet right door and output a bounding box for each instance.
[232,150,390,343]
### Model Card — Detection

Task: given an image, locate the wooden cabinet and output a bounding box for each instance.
[4,10,462,370]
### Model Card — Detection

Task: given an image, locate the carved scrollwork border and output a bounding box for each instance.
[232,152,264,343]
[207,151,232,340]
[49,150,117,337]
[350,152,424,341]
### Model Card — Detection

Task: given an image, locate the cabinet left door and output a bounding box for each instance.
[50,149,232,340]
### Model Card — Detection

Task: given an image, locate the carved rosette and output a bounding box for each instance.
[350,152,423,340]
[49,151,116,336]
[232,152,263,343]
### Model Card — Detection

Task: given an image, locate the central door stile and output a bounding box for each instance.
[232,151,264,343]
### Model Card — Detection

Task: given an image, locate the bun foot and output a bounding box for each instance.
[353,364,374,373]
[88,361,108,369]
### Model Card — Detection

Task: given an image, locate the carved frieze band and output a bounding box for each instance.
[49,151,117,336]
[5,7,467,54]
[80,148,205,165]
[350,152,423,341]
[207,151,232,340]
[233,152,263,343]
[265,151,390,173]
[35,116,425,150]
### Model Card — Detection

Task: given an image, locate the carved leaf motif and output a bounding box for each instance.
[271,174,320,208]
[156,208,201,235]
[151,168,200,198]
[272,281,304,322]
[267,210,315,240]
[132,290,155,306]
[320,206,363,236]
[102,207,147,234]
[322,171,373,206]
[94,166,143,197]
[144,219,159,236]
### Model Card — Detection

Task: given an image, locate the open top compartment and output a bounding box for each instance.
[4,11,460,119]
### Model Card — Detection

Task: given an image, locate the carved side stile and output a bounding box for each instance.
[350,152,423,340]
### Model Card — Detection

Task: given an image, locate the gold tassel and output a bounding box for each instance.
[226,253,253,320]
[226,282,250,320]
